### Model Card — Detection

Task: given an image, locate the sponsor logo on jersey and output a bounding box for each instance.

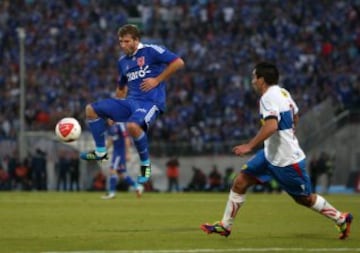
[127,65,151,81]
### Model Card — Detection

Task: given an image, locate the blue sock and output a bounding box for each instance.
[88,118,106,150]
[133,132,149,162]
[109,174,118,194]
[123,175,136,188]
[141,159,150,166]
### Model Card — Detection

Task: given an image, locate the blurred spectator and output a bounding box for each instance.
[143,179,158,192]
[0,0,358,155]
[69,151,80,191]
[252,178,282,193]
[309,151,334,193]
[317,151,334,194]
[309,154,319,193]
[56,150,70,191]
[30,149,47,191]
[0,164,10,190]
[267,179,282,193]
[14,158,31,190]
[7,151,18,189]
[184,166,207,192]
[208,165,222,191]
[166,157,180,192]
[325,154,335,194]
[91,170,106,191]
[223,167,236,191]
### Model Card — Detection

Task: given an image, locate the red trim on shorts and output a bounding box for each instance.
[292,163,303,177]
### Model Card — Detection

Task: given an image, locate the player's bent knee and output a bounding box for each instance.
[85,104,98,119]
[232,172,255,194]
[127,122,142,136]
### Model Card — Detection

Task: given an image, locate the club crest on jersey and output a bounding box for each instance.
[137,56,145,67]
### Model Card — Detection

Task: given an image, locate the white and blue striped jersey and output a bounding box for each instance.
[117,43,180,112]
[260,85,305,167]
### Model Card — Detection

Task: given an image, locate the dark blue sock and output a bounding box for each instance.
[123,175,136,187]
[133,132,149,162]
[109,174,117,193]
[88,118,106,149]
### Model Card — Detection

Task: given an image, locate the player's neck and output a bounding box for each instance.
[128,42,143,56]
[260,84,269,95]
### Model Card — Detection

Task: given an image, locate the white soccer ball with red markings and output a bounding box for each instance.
[55,117,82,142]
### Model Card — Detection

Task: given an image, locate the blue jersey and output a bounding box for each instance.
[117,43,179,112]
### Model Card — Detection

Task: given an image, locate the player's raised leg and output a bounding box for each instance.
[277,160,354,240]
[80,104,108,160]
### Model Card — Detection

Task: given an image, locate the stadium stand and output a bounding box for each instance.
[0,0,359,152]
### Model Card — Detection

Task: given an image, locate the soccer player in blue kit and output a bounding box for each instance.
[80,24,184,184]
[201,62,353,240]
[101,121,143,199]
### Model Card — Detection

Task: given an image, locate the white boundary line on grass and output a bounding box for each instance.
[42,248,360,253]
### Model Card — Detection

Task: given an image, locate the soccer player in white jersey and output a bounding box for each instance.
[80,24,184,184]
[201,62,353,239]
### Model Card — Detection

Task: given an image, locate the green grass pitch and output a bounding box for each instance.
[0,192,358,253]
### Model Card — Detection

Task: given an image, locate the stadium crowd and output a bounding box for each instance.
[0,0,359,152]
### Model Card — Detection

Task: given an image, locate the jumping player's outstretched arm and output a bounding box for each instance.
[140,58,184,92]
[157,57,185,83]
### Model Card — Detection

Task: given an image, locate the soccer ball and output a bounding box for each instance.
[55,117,82,142]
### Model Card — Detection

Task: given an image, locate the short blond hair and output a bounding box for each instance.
[117,24,141,40]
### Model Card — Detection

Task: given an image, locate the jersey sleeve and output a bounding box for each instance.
[289,95,299,115]
[148,44,179,64]
[118,75,127,87]
[117,58,127,87]
[281,88,299,115]
[260,95,280,121]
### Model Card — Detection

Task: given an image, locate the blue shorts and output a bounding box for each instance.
[242,149,312,196]
[92,98,160,131]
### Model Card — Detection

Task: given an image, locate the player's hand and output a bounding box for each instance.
[140,78,158,92]
[232,144,252,156]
